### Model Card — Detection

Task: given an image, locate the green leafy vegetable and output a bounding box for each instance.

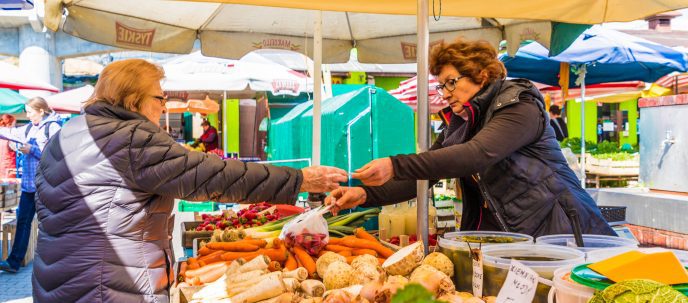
[391,284,442,303]
[588,279,688,303]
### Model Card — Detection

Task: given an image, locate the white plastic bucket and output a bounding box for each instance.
[548,266,596,303]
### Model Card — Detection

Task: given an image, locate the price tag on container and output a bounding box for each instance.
[472,248,484,298]
[496,260,539,303]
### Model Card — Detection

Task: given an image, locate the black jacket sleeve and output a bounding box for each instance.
[361,131,446,207]
[388,98,544,182]
[128,124,302,204]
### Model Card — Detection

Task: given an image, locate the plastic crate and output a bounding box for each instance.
[180,221,213,248]
[599,205,627,224]
[177,201,216,212]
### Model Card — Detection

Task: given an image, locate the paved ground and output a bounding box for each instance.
[0,262,33,303]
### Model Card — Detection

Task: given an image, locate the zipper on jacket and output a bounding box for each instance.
[472,173,510,232]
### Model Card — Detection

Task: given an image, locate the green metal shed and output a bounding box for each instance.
[268,86,415,181]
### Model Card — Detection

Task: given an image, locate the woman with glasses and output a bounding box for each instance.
[327,38,614,238]
[31,59,347,302]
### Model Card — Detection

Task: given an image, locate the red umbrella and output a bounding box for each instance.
[0,62,59,92]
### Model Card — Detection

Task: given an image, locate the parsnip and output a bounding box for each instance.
[283,267,308,281]
[230,274,286,303]
[239,255,270,272]
[228,272,283,296]
[300,279,326,297]
[282,278,300,292]
[228,269,269,283]
[191,275,229,301]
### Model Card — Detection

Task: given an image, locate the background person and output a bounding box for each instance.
[0,98,61,273]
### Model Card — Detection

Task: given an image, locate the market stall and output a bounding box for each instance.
[171,201,688,303]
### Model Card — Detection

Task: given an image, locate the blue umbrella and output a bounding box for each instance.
[501,25,688,87]
[500,25,688,187]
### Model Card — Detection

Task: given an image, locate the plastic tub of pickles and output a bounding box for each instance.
[481,244,585,303]
[438,231,533,292]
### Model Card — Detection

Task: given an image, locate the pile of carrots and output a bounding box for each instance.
[318,228,394,266]
[177,228,394,287]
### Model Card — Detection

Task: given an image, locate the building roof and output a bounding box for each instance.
[620,30,688,48]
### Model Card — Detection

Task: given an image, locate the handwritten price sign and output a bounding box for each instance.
[472,249,484,298]
[496,260,539,303]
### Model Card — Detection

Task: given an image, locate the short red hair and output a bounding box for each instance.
[430,38,506,85]
[84,59,164,112]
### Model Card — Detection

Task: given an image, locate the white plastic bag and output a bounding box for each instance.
[279,205,330,255]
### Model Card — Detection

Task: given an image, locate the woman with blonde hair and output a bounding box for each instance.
[0,97,61,274]
[30,58,347,303]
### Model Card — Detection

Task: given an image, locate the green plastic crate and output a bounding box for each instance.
[177,201,216,212]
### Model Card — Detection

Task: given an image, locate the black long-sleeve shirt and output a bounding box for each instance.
[362,97,545,207]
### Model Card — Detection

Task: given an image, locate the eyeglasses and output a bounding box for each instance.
[435,76,466,96]
[152,95,168,105]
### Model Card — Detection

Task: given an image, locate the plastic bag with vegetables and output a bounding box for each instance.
[279,205,330,255]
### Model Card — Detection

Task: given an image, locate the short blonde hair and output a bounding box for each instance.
[26,97,53,116]
[84,59,165,111]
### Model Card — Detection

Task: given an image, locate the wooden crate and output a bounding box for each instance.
[180,221,213,248]
[1,217,38,266]
[0,183,20,210]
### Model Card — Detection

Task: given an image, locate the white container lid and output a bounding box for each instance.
[439,231,533,250]
[535,234,638,253]
[482,244,586,270]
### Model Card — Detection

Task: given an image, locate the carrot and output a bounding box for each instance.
[189,276,201,286]
[178,261,188,282]
[345,256,356,264]
[354,228,378,242]
[198,250,225,264]
[337,250,352,257]
[317,250,328,257]
[328,237,343,245]
[238,239,268,248]
[198,260,207,267]
[352,249,378,257]
[293,245,317,278]
[220,248,287,262]
[378,258,386,265]
[187,257,200,270]
[340,237,394,258]
[285,251,298,271]
[205,242,260,252]
[221,251,262,262]
[268,260,282,272]
[324,244,353,252]
[185,261,231,283]
[198,245,216,256]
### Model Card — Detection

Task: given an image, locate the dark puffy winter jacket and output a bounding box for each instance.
[33,102,302,303]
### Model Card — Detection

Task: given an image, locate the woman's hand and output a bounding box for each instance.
[352,158,394,186]
[325,187,367,215]
[19,144,33,154]
[300,166,348,193]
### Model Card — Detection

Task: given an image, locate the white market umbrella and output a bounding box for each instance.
[0,61,59,92]
[44,85,94,113]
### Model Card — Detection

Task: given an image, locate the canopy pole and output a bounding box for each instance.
[579,64,587,188]
[312,10,323,166]
[417,0,430,255]
[223,90,228,155]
